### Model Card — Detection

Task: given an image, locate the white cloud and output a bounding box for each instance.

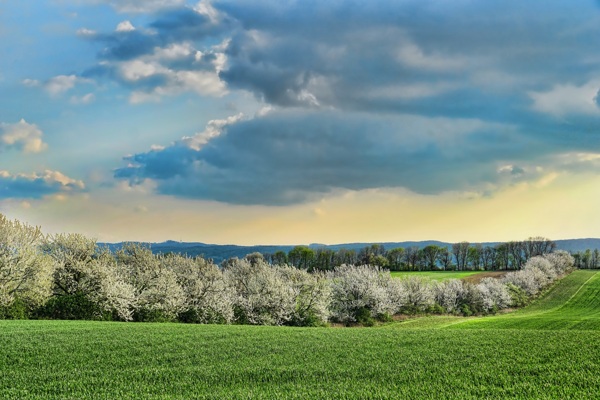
[129,91,162,104]
[23,75,92,96]
[256,106,274,117]
[91,0,186,13]
[497,164,524,175]
[116,41,228,103]
[70,93,96,105]
[529,80,600,116]
[194,0,220,24]
[119,60,161,81]
[116,20,135,32]
[22,78,40,87]
[154,43,195,60]
[40,170,85,189]
[41,75,93,96]
[76,28,97,37]
[181,113,244,150]
[169,69,226,96]
[0,119,48,153]
[0,169,85,200]
[396,40,466,71]
[45,75,79,95]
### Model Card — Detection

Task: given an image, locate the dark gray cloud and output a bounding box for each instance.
[83,1,600,113]
[105,1,600,205]
[115,144,197,181]
[216,0,600,115]
[78,4,232,99]
[96,30,158,61]
[115,111,545,205]
[84,7,229,61]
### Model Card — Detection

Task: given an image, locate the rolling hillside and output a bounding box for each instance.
[450,269,600,330]
[1,268,600,398]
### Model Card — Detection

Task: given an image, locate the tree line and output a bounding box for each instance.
[0,214,575,326]
[258,237,557,272]
[572,249,600,269]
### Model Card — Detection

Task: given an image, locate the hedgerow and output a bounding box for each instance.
[0,214,575,326]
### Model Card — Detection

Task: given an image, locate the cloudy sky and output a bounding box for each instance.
[2,0,600,244]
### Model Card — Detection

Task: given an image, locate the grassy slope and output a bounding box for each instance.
[1,269,600,399]
[449,269,600,330]
[390,270,484,280]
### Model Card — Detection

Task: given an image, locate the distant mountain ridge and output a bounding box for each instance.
[100,238,600,265]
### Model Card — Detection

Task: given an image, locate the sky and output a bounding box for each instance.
[2,0,600,245]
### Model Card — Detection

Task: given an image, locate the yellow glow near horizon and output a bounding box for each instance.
[2,171,600,245]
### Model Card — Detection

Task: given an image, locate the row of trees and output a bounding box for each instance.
[572,249,600,269]
[261,237,556,272]
[0,215,574,326]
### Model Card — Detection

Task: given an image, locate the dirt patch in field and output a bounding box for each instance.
[461,271,508,284]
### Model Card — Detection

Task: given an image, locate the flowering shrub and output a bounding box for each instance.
[477,278,511,313]
[0,213,582,327]
[44,233,135,321]
[0,215,53,310]
[327,265,400,324]
[434,279,467,314]
[116,243,185,322]
[224,259,296,325]
[165,254,234,324]
[399,276,434,314]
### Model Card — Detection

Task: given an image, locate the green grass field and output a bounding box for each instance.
[1,270,599,399]
[390,270,484,280]
[449,269,600,330]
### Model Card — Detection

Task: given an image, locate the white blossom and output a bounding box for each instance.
[0,214,53,308]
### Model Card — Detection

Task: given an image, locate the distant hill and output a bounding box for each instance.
[554,238,600,253]
[100,238,600,265]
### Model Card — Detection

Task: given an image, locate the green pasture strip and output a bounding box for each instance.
[449,270,600,330]
[382,315,473,329]
[1,320,600,399]
[390,270,483,281]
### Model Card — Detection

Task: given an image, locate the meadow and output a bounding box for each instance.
[1,270,599,399]
[450,269,600,330]
[390,270,487,280]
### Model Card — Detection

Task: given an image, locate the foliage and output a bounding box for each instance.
[116,243,185,322]
[36,292,112,321]
[477,277,512,313]
[44,233,135,321]
[287,246,315,269]
[0,213,580,326]
[165,254,234,324]
[451,269,600,330]
[433,279,467,314]
[525,256,556,283]
[0,298,29,319]
[224,259,296,325]
[543,250,575,275]
[0,215,54,309]
[502,252,572,298]
[398,276,434,314]
[327,265,401,324]
[278,266,331,326]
